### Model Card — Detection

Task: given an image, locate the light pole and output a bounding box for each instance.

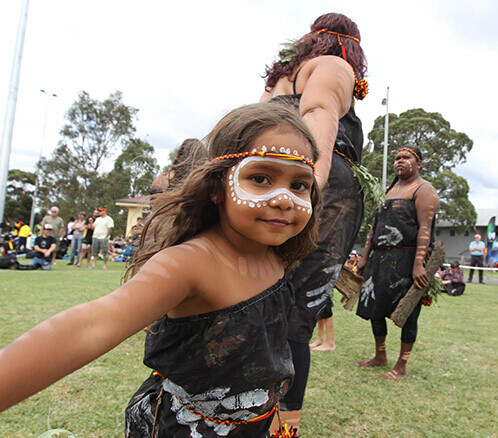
[0,0,30,226]
[381,86,390,191]
[29,89,57,231]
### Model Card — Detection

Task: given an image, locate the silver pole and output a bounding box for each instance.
[0,0,30,225]
[29,90,57,231]
[381,86,390,190]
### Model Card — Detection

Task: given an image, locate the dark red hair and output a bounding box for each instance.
[263,13,367,90]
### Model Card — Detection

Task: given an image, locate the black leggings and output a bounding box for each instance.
[371,302,422,344]
[279,340,310,411]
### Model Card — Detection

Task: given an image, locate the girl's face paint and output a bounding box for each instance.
[219,127,315,249]
[228,155,313,215]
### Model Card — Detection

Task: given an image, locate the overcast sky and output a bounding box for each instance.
[1,0,497,209]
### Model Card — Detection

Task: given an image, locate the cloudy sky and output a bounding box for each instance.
[1,0,497,208]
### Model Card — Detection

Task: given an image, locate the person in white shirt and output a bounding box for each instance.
[90,208,114,270]
[468,234,485,283]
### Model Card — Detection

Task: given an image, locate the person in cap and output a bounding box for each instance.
[29,224,57,270]
[41,206,65,265]
[356,146,439,379]
[90,208,114,270]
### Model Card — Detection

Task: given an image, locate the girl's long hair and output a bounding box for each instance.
[126,102,321,279]
[263,12,367,90]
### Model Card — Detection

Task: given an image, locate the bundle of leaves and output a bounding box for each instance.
[421,276,443,307]
[351,162,385,206]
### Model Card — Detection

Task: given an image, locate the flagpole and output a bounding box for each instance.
[0,0,30,225]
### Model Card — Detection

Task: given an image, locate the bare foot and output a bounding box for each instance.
[380,368,407,380]
[356,356,388,367]
[103,265,107,270]
[312,343,336,352]
[309,339,324,349]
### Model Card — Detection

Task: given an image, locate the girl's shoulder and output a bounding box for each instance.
[153,234,217,268]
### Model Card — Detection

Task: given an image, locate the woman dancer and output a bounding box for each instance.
[261,12,368,430]
[0,102,320,437]
[356,146,439,379]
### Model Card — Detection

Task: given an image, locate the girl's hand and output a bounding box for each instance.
[412,264,429,289]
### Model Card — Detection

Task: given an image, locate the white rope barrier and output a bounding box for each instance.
[442,263,498,272]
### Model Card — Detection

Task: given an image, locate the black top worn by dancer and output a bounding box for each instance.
[274,87,363,344]
[271,86,364,412]
[356,190,432,319]
[126,279,295,438]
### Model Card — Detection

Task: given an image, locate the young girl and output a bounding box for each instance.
[0,102,321,437]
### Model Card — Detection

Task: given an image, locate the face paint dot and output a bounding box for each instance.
[257,203,261,208]
[278,197,282,200]
[243,201,247,205]
[229,180,233,186]
[252,148,257,153]
[297,206,301,210]
[232,166,235,171]
[283,194,288,199]
[249,202,255,208]
[279,147,285,153]
[307,209,311,214]
[237,200,241,205]
[263,202,267,206]
[229,174,233,180]
[293,150,298,156]
[262,145,267,152]
[286,148,291,154]
[271,146,276,151]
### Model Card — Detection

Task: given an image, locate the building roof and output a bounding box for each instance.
[115,195,151,205]
[437,208,498,228]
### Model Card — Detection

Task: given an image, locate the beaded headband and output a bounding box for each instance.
[396,147,422,162]
[213,150,315,172]
[316,29,360,44]
[316,29,368,100]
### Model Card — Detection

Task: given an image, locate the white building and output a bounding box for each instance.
[436,208,498,262]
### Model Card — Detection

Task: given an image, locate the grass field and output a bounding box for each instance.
[0,261,497,437]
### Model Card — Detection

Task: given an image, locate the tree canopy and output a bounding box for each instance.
[360,108,476,239]
[4,170,36,223]
[35,91,157,235]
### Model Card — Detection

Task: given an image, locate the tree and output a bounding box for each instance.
[360,108,476,241]
[4,170,36,222]
[37,91,139,232]
[111,138,159,198]
[429,170,476,233]
[59,90,138,174]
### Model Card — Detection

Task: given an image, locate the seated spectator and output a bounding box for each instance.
[16,221,31,253]
[345,250,358,272]
[112,235,126,254]
[29,224,57,271]
[441,261,466,296]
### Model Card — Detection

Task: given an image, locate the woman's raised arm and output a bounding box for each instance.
[299,56,354,189]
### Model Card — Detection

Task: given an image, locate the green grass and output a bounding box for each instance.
[0,262,497,437]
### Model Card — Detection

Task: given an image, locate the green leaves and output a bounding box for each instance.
[351,162,385,206]
[277,40,298,64]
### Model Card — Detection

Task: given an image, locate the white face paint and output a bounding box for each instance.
[227,156,313,215]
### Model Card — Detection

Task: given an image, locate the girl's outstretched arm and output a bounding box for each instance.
[0,246,194,412]
[299,56,354,190]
